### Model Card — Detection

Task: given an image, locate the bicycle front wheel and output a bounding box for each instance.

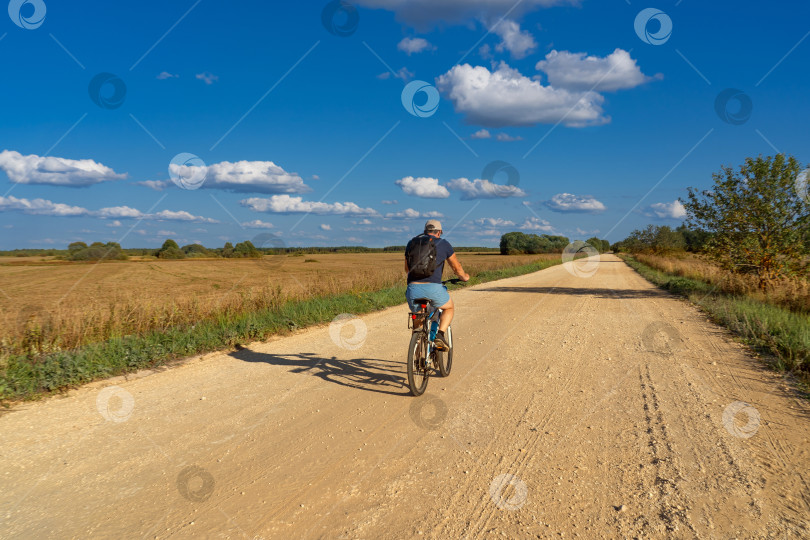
[407,332,430,396]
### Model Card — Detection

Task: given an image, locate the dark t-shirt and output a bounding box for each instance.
[405,235,455,284]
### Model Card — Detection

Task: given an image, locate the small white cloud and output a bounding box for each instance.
[156,230,177,236]
[345,224,410,233]
[377,67,414,81]
[196,72,219,85]
[395,176,450,199]
[397,37,434,55]
[0,195,89,216]
[474,217,515,227]
[536,49,658,92]
[97,206,144,219]
[446,177,527,200]
[153,209,219,223]
[645,200,686,219]
[544,193,606,213]
[157,71,179,80]
[520,217,554,231]
[354,218,374,225]
[311,174,320,180]
[0,150,127,187]
[136,179,171,191]
[320,224,332,231]
[493,19,537,59]
[242,219,275,229]
[496,132,523,141]
[240,195,379,216]
[381,200,398,205]
[347,237,363,243]
[385,208,444,219]
[470,129,492,139]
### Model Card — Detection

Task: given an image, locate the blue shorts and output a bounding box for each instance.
[406,282,450,313]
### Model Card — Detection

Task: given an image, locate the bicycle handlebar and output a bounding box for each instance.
[442,278,464,285]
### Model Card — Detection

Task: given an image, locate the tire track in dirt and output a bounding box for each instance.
[429,282,590,538]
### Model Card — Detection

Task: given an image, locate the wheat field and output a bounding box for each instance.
[1,252,551,356]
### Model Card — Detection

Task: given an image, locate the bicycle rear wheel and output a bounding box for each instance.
[407,332,430,396]
[438,326,453,377]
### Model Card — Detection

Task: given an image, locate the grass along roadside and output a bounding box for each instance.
[0,256,563,403]
[622,255,810,375]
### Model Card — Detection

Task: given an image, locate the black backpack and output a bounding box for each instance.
[407,234,437,280]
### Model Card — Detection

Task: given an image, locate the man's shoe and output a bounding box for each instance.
[433,330,449,351]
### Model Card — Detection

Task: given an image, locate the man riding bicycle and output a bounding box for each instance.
[404,220,470,351]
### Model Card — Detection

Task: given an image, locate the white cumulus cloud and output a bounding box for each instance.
[474,217,515,227]
[0,195,89,216]
[0,196,218,223]
[544,193,606,213]
[446,177,527,200]
[152,210,219,223]
[183,160,309,194]
[395,176,450,199]
[136,179,171,191]
[520,217,554,231]
[493,19,536,59]
[436,63,607,128]
[97,206,144,219]
[0,150,127,187]
[385,208,444,219]
[470,129,491,139]
[398,37,434,55]
[240,195,379,216]
[242,219,275,229]
[536,49,657,92]
[320,224,332,231]
[645,200,686,219]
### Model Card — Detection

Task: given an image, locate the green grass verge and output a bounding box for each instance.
[622,255,810,374]
[0,257,562,403]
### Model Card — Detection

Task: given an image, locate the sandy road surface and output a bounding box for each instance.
[1,255,808,539]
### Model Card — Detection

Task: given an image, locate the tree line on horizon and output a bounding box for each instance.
[0,240,501,261]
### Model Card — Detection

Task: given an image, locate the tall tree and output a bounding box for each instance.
[682,154,810,289]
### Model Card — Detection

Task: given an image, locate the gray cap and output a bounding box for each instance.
[424,219,442,232]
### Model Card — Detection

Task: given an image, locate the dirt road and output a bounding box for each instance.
[2,254,808,539]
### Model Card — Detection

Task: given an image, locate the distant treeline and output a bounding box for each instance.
[0,240,499,261]
[611,225,708,254]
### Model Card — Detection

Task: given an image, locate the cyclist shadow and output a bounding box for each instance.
[228,347,410,396]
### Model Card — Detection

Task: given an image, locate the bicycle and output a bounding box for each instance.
[406,278,461,396]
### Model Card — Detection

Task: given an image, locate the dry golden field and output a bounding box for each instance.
[0,252,552,355]
[633,252,810,313]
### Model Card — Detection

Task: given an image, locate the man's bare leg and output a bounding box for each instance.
[438,298,454,332]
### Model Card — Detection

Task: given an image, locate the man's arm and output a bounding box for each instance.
[446,253,470,281]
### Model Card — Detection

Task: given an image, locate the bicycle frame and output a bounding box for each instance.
[407,304,452,361]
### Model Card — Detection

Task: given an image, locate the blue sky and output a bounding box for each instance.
[1,0,808,249]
